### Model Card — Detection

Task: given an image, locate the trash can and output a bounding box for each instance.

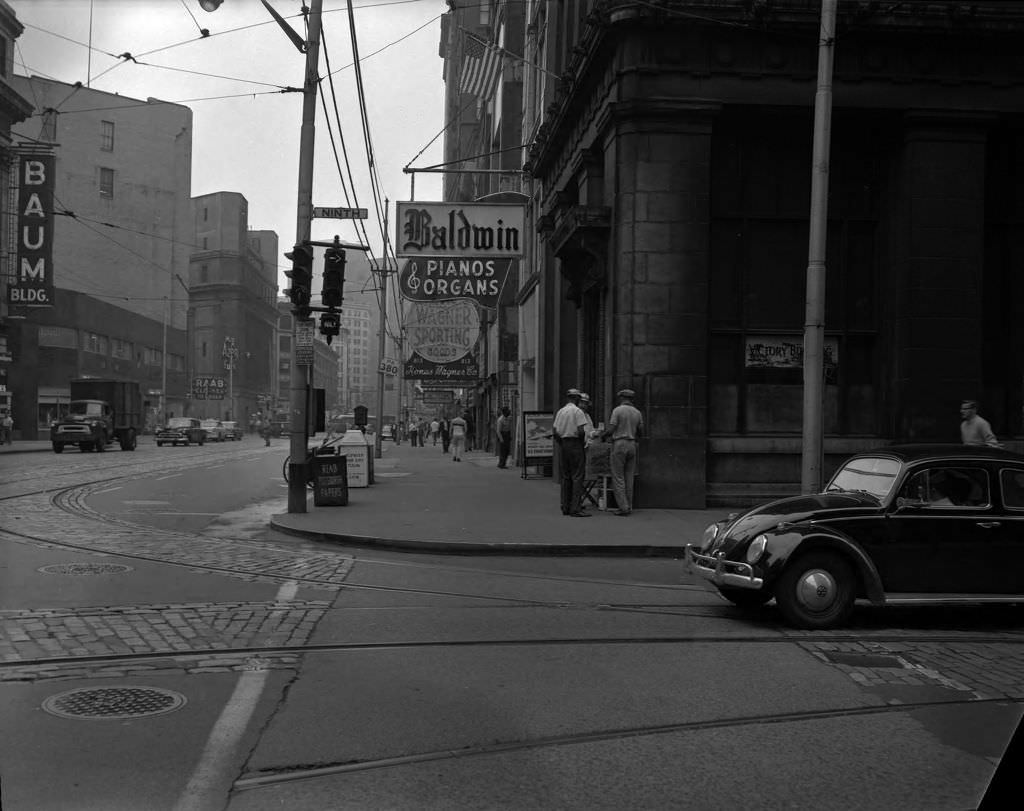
[312,452,348,506]
[339,429,370,488]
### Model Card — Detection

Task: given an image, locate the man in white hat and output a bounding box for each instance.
[602,388,643,516]
[552,388,590,517]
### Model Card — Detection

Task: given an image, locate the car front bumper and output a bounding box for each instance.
[684,544,764,590]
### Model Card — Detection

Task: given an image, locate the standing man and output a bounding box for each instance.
[960,400,1000,447]
[602,388,644,516]
[408,418,420,447]
[1,410,12,445]
[430,418,440,446]
[440,416,451,454]
[553,388,590,517]
[495,406,512,468]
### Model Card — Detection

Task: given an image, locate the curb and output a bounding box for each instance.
[269,515,689,558]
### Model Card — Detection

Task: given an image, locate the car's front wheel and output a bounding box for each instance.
[774,551,856,630]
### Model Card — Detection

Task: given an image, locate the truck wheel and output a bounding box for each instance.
[52,443,64,453]
[120,429,137,451]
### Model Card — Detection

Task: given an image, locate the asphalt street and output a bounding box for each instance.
[0,437,1020,810]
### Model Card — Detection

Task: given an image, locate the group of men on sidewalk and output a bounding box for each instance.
[553,387,643,518]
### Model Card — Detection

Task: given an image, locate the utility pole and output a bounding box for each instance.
[374,201,391,460]
[801,0,837,494]
[287,0,324,514]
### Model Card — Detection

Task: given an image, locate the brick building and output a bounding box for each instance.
[0,0,33,423]
[6,75,192,436]
[443,0,1024,507]
[190,192,280,423]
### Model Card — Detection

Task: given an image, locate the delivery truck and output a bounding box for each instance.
[50,379,143,453]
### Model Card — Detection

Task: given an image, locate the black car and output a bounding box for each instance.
[685,444,1024,629]
[155,417,206,447]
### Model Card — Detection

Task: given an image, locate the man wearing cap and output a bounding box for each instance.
[553,388,591,517]
[602,388,643,516]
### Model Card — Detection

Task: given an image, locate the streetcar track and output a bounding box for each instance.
[5,632,1024,673]
[232,694,1023,791]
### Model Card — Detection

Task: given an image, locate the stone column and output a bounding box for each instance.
[603,99,718,507]
[893,113,992,441]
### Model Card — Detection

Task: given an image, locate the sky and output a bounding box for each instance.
[9,0,449,287]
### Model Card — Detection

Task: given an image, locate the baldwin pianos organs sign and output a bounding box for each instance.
[396,202,523,309]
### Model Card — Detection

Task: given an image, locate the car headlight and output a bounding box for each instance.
[701,523,720,550]
[746,534,768,564]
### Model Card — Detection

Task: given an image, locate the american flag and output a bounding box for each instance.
[459,33,502,99]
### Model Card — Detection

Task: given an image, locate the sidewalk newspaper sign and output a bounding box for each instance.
[522,411,554,479]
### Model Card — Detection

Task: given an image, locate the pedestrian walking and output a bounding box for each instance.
[553,388,590,517]
[602,388,644,516]
[408,419,420,447]
[960,399,1000,447]
[1,411,13,445]
[430,418,440,446]
[495,406,512,468]
[440,416,451,454]
[464,411,476,452]
[450,413,467,461]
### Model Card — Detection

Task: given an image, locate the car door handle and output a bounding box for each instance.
[976,521,1001,529]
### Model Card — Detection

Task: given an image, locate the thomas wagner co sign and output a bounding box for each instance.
[8,154,56,308]
[396,202,524,259]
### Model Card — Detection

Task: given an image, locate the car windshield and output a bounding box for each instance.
[166,418,193,429]
[825,456,902,500]
[201,420,219,427]
[69,402,103,417]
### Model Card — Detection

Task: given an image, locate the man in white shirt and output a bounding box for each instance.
[960,400,999,447]
[553,388,590,517]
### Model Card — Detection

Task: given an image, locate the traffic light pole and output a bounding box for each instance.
[287,0,324,514]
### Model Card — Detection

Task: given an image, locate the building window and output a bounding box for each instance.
[0,36,7,78]
[101,120,114,151]
[143,347,163,366]
[202,237,208,249]
[201,341,207,358]
[81,332,109,355]
[99,167,114,198]
[38,326,78,348]
[200,264,208,283]
[111,338,133,359]
[203,207,208,222]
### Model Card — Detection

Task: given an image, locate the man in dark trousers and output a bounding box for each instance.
[495,406,512,468]
[553,388,590,517]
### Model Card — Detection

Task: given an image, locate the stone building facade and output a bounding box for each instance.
[443,0,1024,507]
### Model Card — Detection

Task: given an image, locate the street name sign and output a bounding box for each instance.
[312,206,368,220]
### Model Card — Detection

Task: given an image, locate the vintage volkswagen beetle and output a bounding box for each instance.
[685,444,1024,629]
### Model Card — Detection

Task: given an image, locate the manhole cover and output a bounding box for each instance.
[38,563,134,576]
[823,652,903,669]
[42,687,187,720]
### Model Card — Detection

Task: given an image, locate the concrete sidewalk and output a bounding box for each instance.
[270,440,735,556]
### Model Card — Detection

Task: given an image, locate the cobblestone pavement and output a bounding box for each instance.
[0,450,353,682]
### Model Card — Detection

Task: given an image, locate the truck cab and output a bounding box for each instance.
[51,400,113,453]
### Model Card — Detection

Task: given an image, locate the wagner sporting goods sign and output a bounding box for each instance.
[396,202,524,259]
[8,154,56,308]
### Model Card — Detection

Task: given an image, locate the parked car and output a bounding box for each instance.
[221,420,243,441]
[685,444,1024,629]
[381,423,394,442]
[200,419,227,442]
[156,417,206,447]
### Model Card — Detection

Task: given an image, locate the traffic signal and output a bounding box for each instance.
[284,244,313,318]
[322,248,346,309]
[319,310,341,344]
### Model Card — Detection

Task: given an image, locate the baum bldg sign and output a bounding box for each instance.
[8,154,55,308]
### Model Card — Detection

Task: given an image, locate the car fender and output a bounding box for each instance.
[759,526,885,604]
